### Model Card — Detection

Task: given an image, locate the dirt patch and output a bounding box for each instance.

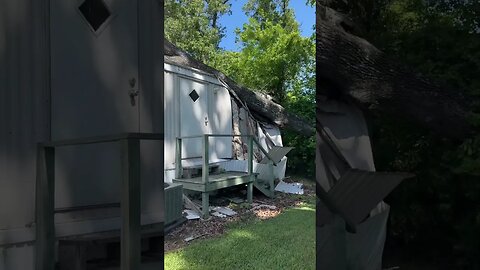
[164,177,315,252]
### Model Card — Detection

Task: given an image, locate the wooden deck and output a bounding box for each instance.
[172,171,256,219]
[172,171,254,192]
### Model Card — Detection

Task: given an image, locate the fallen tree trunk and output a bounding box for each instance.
[316,4,475,140]
[165,40,314,137]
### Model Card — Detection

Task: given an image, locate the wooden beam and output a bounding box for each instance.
[35,145,55,270]
[175,138,182,178]
[202,135,209,185]
[121,138,141,270]
[43,133,163,147]
[202,135,210,219]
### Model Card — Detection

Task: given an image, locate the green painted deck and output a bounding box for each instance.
[174,135,275,219]
[173,171,256,219]
[172,171,254,192]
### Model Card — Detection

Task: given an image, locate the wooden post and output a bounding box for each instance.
[202,135,209,219]
[121,138,141,270]
[202,135,209,184]
[248,136,253,175]
[202,192,209,219]
[247,183,253,204]
[175,138,182,178]
[35,144,55,270]
[247,136,254,203]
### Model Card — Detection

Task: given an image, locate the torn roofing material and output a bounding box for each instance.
[317,169,414,228]
[259,146,294,164]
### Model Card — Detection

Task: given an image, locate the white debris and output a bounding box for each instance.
[211,212,227,218]
[184,236,195,242]
[184,209,200,220]
[250,204,277,211]
[184,234,205,242]
[274,180,304,195]
[212,206,237,216]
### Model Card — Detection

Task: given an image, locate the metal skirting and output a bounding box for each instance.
[165,183,183,225]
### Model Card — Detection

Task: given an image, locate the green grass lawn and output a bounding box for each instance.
[164,203,315,270]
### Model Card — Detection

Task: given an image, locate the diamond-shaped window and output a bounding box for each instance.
[189,90,199,102]
[79,0,111,31]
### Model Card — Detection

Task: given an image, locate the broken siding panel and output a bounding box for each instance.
[327,169,408,225]
[262,124,283,147]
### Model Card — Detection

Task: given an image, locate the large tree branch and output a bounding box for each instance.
[316,4,475,140]
[165,40,314,136]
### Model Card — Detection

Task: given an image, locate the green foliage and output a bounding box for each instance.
[365,0,480,266]
[212,1,316,178]
[212,1,313,103]
[164,0,231,63]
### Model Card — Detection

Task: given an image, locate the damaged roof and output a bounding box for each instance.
[164,40,314,137]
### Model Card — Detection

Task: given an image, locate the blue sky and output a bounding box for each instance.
[218,0,315,51]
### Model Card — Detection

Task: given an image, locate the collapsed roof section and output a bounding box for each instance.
[164,40,314,137]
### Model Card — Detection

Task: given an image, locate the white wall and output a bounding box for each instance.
[0,245,35,270]
[164,63,232,171]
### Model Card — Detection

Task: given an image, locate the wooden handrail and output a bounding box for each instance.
[36,133,164,270]
[174,134,280,180]
[41,132,164,147]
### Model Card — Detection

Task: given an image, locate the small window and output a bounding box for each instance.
[78,0,111,32]
[189,89,200,102]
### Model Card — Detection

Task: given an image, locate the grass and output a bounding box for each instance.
[164,203,316,270]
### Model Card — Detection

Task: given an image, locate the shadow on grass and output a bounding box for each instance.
[165,205,315,270]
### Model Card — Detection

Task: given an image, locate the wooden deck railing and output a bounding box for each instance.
[35,133,164,270]
[174,134,277,182]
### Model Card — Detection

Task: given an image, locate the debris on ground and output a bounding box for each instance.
[211,212,227,218]
[184,234,206,242]
[212,206,237,216]
[164,177,314,252]
[250,203,277,211]
[249,202,280,219]
[184,209,200,220]
[274,180,304,194]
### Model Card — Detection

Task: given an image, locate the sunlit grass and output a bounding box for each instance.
[165,204,315,270]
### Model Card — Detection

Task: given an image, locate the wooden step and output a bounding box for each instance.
[173,172,256,192]
[181,164,221,178]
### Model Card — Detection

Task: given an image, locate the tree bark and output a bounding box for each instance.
[165,40,314,136]
[316,4,475,140]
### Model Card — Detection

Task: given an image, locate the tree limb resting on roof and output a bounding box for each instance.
[316,3,476,140]
[164,40,314,137]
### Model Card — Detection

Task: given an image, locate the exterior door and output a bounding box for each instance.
[179,77,211,159]
[209,85,233,161]
[51,0,139,208]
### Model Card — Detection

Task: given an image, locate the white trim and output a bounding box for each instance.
[164,62,223,86]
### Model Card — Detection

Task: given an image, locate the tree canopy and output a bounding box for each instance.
[164,0,231,63]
